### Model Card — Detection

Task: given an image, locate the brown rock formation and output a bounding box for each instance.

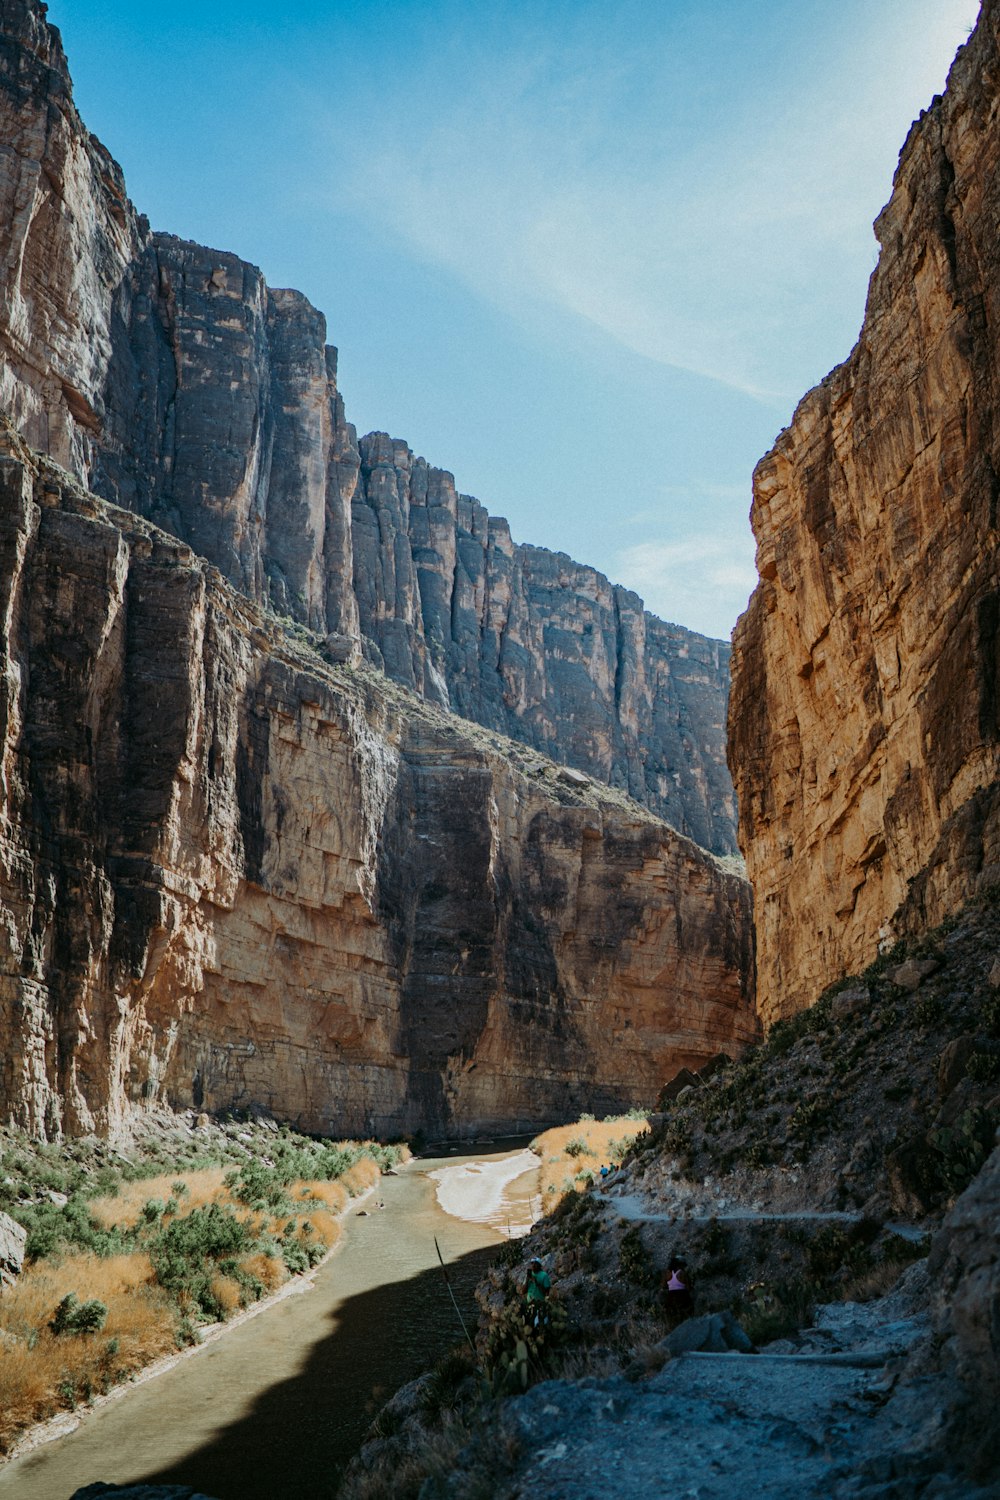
[0,0,737,854]
[0,440,755,1139]
[730,2,1000,1023]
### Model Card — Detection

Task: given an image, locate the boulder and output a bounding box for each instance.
[658,1068,702,1105]
[696,1052,733,1083]
[887,958,941,991]
[0,1210,26,1289]
[928,1144,1000,1477]
[938,1036,978,1100]
[663,1310,753,1355]
[830,985,869,1021]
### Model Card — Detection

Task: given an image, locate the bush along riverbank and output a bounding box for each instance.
[341,893,1000,1499]
[0,1110,407,1455]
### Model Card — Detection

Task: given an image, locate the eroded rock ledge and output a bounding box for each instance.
[730,0,1000,1022]
[0,437,755,1140]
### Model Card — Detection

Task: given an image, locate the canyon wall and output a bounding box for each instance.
[730,0,1000,1023]
[0,0,736,854]
[0,435,755,1139]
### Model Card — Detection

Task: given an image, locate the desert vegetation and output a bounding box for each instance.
[0,1115,405,1454]
[529,1113,649,1205]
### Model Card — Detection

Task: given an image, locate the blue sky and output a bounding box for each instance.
[52,0,979,639]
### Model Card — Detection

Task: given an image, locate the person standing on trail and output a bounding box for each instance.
[524,1257,551,1327]
[661,1253,694,1325]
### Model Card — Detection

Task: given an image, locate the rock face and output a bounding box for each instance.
[0,441,756,1139]
[928,1143,1000,1478]
[729,1,1000,1022]
[0,0,736,855]
[353,433,735,851]
[0,1208,26,1288]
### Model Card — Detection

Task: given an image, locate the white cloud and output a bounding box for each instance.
[616,532,758,641]
[324,0,981,404]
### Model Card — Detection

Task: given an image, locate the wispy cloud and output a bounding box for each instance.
[321,0,980,404]
[616,531,758,641]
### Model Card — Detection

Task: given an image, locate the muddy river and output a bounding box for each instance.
[0,1143,541,1500]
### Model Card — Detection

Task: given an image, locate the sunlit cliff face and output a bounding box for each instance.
[730,2,1000,1023]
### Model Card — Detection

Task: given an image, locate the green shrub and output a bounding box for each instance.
[981,992,1000,1037]
[926,1107,998,1196]
[966,1051,1000,1085]
[50,1293,108,1336]
[564,1138,588,1159]
[739,1278,815,1346]
[914,994,944,1029]
[619,1227,654,1286]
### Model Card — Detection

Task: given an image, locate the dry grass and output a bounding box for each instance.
[210,1274,242,1316]
[90,1169,228,1227]
[296,1179,349,1214]
[840,1260,907,1303]
[298,1208,341,1246]
[532,1118,650,1207]
[341,1157,380,1195]
[238,1252,287,1293]
[0,1158,372,1455]
[0,1251,176,1454]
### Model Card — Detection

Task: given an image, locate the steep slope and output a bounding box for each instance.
[0,0,736,853]
[730,2,1000,1020]
[0,429,755,1140]
[344,897,1000,1498]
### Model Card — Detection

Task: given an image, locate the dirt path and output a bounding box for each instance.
[601,1189,928,1241]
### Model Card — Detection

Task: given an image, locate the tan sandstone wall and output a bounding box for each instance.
[730,1,1000,1023]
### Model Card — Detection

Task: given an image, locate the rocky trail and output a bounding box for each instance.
[489,1277,943,1500]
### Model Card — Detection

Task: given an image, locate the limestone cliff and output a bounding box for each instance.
[0,0,736,855]
[0,436,755,1139]
[354,433,734,852]
[730,1,1000,1022]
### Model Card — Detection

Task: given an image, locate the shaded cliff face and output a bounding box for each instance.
[0,0,147,474]
[354,433,736,852]
[0,439,755,1139]
[730,1,1000,1023]
[0,0,737,855]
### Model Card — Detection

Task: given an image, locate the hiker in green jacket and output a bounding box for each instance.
[524,1257,551,1327]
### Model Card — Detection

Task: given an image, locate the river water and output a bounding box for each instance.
[0,1143,540,1500]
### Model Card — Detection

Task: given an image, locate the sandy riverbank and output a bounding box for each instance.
[428,1147,541,1235]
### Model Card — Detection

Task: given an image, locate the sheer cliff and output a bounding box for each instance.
[730,1,1000,1023]
[0,0,735,855]
[0,433,755,1139]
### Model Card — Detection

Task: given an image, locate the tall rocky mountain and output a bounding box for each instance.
[730,0,1000,1023]
[0,0,758,1142]
[0,430,755,1138]
[0,0,735,856]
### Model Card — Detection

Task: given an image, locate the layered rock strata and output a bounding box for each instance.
[0,439,755,1139]
[0,0,736,854]
[730,1,1000,1022]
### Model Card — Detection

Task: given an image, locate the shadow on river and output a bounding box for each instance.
[136,1242,497,1499]
[0,1145,536,1500]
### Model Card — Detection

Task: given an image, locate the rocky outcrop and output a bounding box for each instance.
[0,1209,25,1288]
[0,440,755,1140]
[928,1144,1000,1478]
[0,0,736,855]
[729,1,1000,1021]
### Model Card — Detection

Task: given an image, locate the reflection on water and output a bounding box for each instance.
[0,1144,539,1500]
